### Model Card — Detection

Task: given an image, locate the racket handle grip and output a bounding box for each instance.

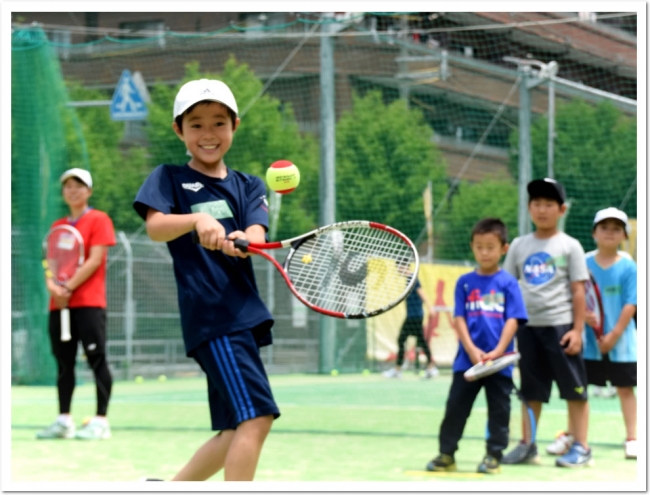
[191,231,250,252]
[234,238,249,252]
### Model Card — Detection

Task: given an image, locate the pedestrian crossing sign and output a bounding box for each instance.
[110,69,148,121]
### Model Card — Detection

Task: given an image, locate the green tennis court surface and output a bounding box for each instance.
[11,372,639,484]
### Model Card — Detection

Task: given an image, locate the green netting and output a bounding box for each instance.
[11,26,90,384]
[11,14,637,384]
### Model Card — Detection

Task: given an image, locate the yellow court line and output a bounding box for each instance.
[404,470,485,479]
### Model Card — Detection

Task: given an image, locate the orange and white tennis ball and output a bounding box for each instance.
[266,160,300,194]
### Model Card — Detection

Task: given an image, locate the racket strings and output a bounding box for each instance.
[45,232,83,282]
[286,226,416,315]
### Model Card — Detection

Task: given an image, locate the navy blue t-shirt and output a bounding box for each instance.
[405,278,423,319]
[133,164,273,355]
[453,269,528,377]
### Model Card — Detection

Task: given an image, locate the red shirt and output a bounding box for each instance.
[49,209,116,310]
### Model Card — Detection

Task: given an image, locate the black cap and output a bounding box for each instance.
[527,178,566,205]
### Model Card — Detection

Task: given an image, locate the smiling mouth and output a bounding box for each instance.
[201,145,218,150]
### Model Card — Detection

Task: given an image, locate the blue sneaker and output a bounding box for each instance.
[556,442,593,468]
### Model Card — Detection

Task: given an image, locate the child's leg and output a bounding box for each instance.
[414,326,434,367]
[522,400,542,443]
[172,430,235,481]
[172,415,274,481]
[438,373,482,455]
[617,387,636,440]
[224,415,274,480]
[396,321,410,368]
[567,400,589,448]
[484,374,513,458]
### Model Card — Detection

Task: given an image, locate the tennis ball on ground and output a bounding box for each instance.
[266,160,300,194]
[82,416,92,426]
[362,369,370,376]
[134,375,144,384]
[330,369,339,376]
[158,374,167,382]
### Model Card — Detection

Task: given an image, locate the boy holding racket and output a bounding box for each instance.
[583,208,637,459]
[426,218,527,474]
[133,79,279,481]
[37,168,116,440]
[501,178,592,468]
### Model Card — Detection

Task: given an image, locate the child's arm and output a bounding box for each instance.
[145,208,226,250]
[559,280,586,355]
[483,317,518,361]
[416,286,436,316]
[598,304,636,354]
[454,316,486,365]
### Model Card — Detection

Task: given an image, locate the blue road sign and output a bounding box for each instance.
[110,70,148,121]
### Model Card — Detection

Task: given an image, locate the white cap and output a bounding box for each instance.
[173,79,238,120]
[593,207,630,235]
[60,168,92,188]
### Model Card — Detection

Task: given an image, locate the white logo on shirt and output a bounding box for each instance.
[182,182,204,192]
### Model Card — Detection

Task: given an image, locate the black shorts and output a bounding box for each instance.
[585,356,637,388]
[190,327,281,431]
[517,323,588,402]
[49,307,107,357]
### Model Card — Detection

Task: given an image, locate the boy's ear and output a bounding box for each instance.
[233,117,241,132]
[172,121,184,140]
[502,242,509,255]
[559,203,568,215]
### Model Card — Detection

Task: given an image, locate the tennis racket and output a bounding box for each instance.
[42,225,85,341]
[193,220,419,319]
[584,271,604,340]
[464,351,537,446]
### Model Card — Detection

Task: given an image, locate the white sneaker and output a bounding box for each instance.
[75,417,111,440]
[382,368,402,379]
[546,432,574,455]
[625,439,637,459]
[424,367,440,379]
[36,418,75,439]
[601,385,617,399]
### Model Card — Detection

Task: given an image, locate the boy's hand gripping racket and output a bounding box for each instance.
[464,351,537,446]
[584,272,605,340]
[194,220,419,319]
[42,225,85,341]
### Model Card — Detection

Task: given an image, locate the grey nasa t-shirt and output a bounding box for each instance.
[503,232,589,326]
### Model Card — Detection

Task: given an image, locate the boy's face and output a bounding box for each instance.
[593,219,627,249]
[470,232,507,271]
[62,178,91,209]
[528,197,566,230]
[172,102,240,169]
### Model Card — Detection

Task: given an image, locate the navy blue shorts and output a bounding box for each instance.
[517,323,589,402]
[191,329,280,431]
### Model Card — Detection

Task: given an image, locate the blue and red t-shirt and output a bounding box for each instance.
[453,269,528,376]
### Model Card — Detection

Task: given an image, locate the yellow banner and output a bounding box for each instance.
[620,218,637,261]
[366,263,474,366]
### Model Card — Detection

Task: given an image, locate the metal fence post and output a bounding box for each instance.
[117,231,135,380]
[319,13,337,374]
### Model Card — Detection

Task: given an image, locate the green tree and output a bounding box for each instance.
[509,100,637,249]
[335,91,448,243]
[436,179,518,261]
[146,59,320,239]
[65,82,150,231]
